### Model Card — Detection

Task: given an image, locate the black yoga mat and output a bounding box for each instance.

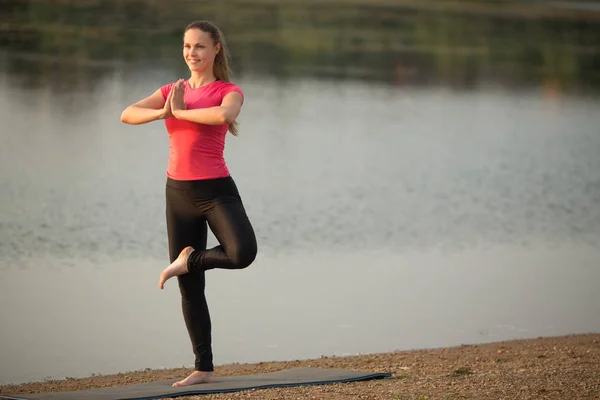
[1,367,391,400]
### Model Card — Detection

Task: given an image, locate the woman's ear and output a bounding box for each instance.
[215,42,221,54]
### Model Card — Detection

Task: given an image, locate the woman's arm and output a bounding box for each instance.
[120,86,174,125]
[171,81,243,125]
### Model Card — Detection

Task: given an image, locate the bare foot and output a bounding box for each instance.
[172,370,215,387]
[159,246,195,289]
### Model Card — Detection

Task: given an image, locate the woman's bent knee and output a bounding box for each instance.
[230,240,257,269]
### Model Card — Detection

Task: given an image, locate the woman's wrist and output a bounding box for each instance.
[172,109,184,119]
[157,108,169,120]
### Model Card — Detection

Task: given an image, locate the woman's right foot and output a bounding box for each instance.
[172,370,215,386]
[159,246,195,289]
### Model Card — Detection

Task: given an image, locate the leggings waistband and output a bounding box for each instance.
[166,176,234,190]
[166,176,239,199]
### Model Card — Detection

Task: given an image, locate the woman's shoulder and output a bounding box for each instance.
[216,80,243,97]
[217,80,242,90]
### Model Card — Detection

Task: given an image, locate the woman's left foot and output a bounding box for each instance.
[172,370,215,386]
[159,246,195,289]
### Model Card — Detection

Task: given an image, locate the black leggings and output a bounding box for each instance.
[165,176,257,372]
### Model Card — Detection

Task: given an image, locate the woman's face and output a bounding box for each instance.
[183,29,220,73]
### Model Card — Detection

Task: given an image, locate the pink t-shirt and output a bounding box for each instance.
[160,80,244,181]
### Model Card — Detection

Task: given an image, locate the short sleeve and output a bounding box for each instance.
[160,82,176,100]
[221,83,244,104]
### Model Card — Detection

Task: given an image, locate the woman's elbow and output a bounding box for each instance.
[221,110,238,125]
[120,109,130,124]
[120,108,137,124]
[218,111,231,125]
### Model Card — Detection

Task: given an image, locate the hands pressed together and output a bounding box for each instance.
[162,79,186,119]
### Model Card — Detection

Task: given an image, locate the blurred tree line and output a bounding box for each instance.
[1,0,599,92]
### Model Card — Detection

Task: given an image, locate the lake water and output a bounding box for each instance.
[1,2,600,386]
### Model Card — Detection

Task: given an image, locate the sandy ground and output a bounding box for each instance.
[1,333,599,400]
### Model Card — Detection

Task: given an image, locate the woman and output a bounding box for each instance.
[120,20,257,387]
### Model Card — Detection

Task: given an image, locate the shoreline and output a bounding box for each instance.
[1,333,598,399]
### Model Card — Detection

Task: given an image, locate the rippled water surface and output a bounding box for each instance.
[1,70,599,385]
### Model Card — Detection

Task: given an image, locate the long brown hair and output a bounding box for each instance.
[184,21,239,136]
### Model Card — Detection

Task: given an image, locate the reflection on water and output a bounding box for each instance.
[2,74,600,262]
[1,0,600,386]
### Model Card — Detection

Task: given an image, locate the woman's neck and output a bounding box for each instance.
[188,71,217,88]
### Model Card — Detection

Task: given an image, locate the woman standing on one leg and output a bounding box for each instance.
[120,20,258,387]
